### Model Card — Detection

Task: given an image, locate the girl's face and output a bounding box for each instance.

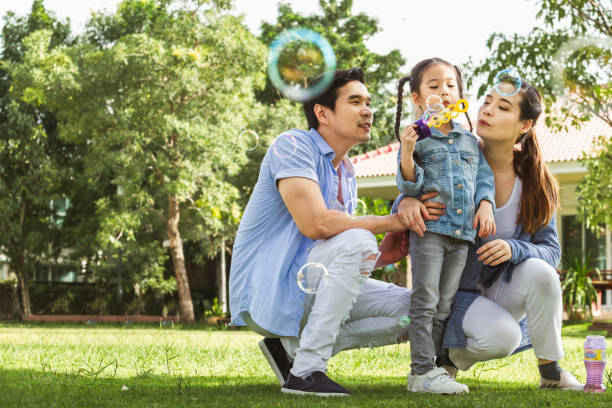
[476,88,532,144]
[411,63,461,112]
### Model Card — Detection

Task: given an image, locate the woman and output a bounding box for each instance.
[388,78,583,390]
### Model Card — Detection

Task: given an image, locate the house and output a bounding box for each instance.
[351,116,612,316]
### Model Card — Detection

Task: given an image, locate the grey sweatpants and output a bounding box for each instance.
[408,231,469,375]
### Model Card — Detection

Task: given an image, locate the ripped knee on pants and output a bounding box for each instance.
[359,251,379,276]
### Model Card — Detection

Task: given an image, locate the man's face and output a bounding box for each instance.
[325,80,373,143]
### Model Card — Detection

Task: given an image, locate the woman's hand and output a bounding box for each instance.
[476,239,512,266]
[397,192,445,237]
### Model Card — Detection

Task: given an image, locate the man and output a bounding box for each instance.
[229,68,429,396]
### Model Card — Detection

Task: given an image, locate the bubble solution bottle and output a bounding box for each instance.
[584,335,607,392]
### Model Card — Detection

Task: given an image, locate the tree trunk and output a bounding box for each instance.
[14,251,31,321]
[166,193,195,323]
[218,236,227,315]
[15,197,31,320]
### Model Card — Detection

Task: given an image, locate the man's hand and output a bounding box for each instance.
[397,192,445,237]
[473,200,496,238]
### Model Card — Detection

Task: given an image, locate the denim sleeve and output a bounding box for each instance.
[396,148,424,196]
[507,213,561,268]
[391,193,409,214]
[474,147,495,209]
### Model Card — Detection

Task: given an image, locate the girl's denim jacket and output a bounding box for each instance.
[396,121,495,243]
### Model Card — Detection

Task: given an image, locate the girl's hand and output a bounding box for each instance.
[476,239,512,266]
[474,200,496,238]
[399,123,419,154]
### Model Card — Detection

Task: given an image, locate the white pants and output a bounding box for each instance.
[246,228,412,378]
[450,258,564,370]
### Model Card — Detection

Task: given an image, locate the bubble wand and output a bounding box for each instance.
[413,95,469,141]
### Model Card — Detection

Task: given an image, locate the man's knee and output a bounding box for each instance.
[338,228,379,275]
[338,228,377,254]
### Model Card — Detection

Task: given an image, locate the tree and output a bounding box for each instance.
[469,0,611,129]
[258,0,406,154]
[0,0,73,319]
[469,0,611,232]
[10,0,267,322]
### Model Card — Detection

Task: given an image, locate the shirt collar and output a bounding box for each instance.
[309,128,335,157]
[308,128,355,177]
[428,120,465,139]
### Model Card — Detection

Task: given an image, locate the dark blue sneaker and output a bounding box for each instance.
[281,371,351,397]
[258,338,293,385]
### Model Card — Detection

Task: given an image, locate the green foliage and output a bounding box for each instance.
[561,251,602,320]
[468,0,611,130]
[258,0,405,154]
[576,136,612,233]
[203,297,223,318]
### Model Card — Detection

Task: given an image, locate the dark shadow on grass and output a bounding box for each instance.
[1,369,611,408]
[0,321,250,332]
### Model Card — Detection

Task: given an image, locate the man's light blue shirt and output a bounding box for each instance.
[229,128,356,336]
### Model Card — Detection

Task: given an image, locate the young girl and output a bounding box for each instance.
[395,58,496,394]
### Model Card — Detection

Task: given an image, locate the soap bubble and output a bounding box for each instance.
[239,130,259,152]
[268,28,337,102]
[297,262,329,294]
[271,132,298,159]
[398,316,411,328]
[551,35,612,119]
[344,198,367,219]
[493,67,522,97]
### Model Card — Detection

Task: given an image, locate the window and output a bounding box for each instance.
[561,215,606,270]
[30,264,79,283]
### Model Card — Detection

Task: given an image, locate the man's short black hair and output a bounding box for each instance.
[303,67,365,130]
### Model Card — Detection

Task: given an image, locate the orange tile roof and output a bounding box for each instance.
[351,117,611,178]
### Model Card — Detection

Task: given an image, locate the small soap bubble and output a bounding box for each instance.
[239,130,259,152]
[268,28,337,102]
[271,132,298,159]
[398,316,411,328]
[344,198,367,219]
[493,67,522,97]
[297,262,329,294]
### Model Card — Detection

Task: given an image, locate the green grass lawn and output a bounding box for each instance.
[0,322,610,407]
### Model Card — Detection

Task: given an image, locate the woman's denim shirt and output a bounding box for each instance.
[396,121,495,243]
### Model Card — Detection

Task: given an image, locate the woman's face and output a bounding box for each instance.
[476,88,531,144]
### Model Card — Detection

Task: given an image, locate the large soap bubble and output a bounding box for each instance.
[493,67,522,97]
[268,28,337,102]
[297,262,329,294]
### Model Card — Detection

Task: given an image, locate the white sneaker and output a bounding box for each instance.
[408,367,469,394]
[539,370,584,391]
